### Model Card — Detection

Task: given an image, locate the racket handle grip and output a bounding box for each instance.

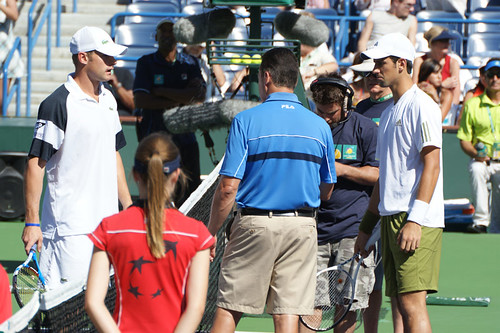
[364,224,381,250]
[30,244,37,252]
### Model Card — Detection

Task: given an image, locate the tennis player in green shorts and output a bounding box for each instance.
[354,33,444,333]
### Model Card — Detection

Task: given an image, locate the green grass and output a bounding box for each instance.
[1,222,498,332]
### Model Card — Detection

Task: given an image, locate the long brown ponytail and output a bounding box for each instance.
[133,133,186,259]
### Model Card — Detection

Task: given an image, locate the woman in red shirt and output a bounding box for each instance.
[85,133,214,333]
[413,25,462,106]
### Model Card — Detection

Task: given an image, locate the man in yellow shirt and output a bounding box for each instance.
[457,58,500,233]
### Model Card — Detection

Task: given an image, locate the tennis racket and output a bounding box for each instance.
[12,244,46,307]
[300,226,381,331]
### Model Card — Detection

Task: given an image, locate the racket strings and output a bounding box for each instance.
[301,268,355,331]
[14,266,39,305]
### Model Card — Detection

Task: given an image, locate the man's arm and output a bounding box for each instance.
[407,16,418,46]
[335,163,379,186]
[355,179,381,256]
[152,78,206,105]
[116,152,132,210]
[208,176,240,235]
[399,146,440,252]
[357,14,373,52]
[207,176,240,259]
[459,139,489,162]
[22,157,46,253]
[320,182,334,201]
[134,91,179,110]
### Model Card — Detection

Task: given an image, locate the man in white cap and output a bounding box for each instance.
[22,26,133,290]
[354,32,444,333]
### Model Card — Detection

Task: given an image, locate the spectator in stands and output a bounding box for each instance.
[413,26,461,110]
[0,263,11,323]
[463,62,487,104]
[182,43,227,102]
[357,0,417,52]
[348,53,370,106]
[457,58,500,234]
[417,58,454,123]
[306,0,330,9]
[86,133,214,333]
[299,12,339,94]
[0,0,24,111]
[133,19,206,206]
[355,0,391,12]
[103,67,135,116]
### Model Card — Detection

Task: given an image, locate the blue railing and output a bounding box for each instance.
[1,37,22,117]
[27,0,52,117]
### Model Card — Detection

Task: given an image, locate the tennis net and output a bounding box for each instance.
[1,161,230,332]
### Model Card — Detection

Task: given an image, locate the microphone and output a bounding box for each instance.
[163,99,260,134]
[173,8,236,45]
[274,11,330,47]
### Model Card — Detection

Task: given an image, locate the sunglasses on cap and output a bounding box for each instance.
[486,68,500,79]
[355,71,376,78]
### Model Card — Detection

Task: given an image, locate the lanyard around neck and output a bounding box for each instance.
[486,106,497,142]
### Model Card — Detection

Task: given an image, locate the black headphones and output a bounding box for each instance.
[310,77,354,112]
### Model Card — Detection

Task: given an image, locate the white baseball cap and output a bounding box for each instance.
[362,33,415,62]
[70,26,127,56]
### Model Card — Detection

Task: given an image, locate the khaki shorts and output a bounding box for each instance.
[217,212,317,315]
[381,212,442,297]
[316,237,376,311]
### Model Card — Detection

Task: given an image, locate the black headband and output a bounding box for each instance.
[133,155,181,175]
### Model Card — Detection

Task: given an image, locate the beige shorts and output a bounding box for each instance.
[217,212,317,315]
[316,237,376,311]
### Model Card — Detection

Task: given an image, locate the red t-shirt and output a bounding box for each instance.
[88,205,215,333]
[0,263,12,323]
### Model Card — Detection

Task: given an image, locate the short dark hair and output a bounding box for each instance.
[260,48,299,89]
[311,72,347,106]
[389,56,413,74]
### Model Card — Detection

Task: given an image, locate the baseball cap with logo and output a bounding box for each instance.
[362,33,416,62]
[70,26,127,56]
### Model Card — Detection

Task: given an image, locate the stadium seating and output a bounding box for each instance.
[467,32,500,58]
[468,0,490,13]
[468,9,500,34]
[125,2,180,24]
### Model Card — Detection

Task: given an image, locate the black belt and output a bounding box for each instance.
[240,207,317,217]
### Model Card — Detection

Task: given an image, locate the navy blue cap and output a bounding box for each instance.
[431,29,460,42]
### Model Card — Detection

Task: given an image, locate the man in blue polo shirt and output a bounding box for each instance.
[301,73,379,333]
[208,47,336,333]
[133,19,206,205]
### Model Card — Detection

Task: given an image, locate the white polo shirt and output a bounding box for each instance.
[29,74,126,238]
[376,85,444,228]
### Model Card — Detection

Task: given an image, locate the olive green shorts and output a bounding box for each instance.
[381,212,442,297]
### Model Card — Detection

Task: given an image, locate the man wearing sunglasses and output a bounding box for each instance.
[457,58,500,234]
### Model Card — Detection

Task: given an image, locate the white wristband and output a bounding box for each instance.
[407,199,429,225]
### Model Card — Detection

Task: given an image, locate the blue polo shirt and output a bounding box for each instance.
[134,51,204,145]
[318,112,379,244]
[221,92,336,210]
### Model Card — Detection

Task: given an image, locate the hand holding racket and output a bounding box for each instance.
[300,226,380,331]
[12,244,46,307]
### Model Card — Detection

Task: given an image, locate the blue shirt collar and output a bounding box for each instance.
[264,92,302,105]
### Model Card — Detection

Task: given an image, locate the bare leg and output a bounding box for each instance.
[210,307,243,333]
[398,291,431,333]
[390,297,404,333]
[274,314,299,333]
[363,290,382,333]
[334,310,357,333]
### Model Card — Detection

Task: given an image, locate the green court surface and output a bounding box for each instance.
[1,221,498,332]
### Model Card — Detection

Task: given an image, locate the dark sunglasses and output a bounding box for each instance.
[355,71,376,78]
[486,69,500,79]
